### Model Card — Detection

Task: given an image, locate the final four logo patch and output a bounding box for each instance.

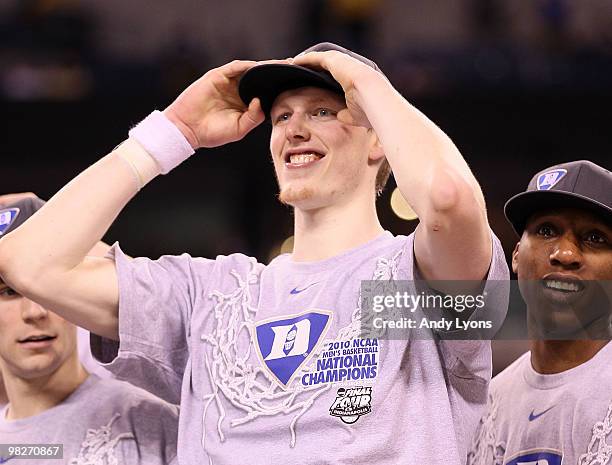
[329,386,372,424]
[254,310,332,389]
[536,169,567,191]
[0,208,19,236]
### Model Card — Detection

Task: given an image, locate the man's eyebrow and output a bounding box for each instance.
[531,213,612,231]
[591,214,612,230]
[307,96,344,107]
[591,222,612,234]
[272,96,344,113]
[270,102,290,114]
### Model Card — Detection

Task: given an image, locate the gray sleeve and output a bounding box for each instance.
[91,243,216,404]
[440,231,510,373]
[403,230,510,373]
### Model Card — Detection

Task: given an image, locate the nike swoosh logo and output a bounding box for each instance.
[290,282,320,295]
[529,405,555,421]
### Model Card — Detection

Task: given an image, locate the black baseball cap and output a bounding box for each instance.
[504,160,612,236]
[0,196,45,237]
[238,42,385,116]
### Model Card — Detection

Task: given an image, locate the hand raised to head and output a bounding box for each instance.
[164,59,289,149]
[292,51,380,129]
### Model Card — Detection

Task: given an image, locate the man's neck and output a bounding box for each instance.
[3,356,89,420]
[0,371,7,404]
[530,340,609,374]
[291,191,385,262]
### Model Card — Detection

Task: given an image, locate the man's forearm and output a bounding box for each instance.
[356,72,484,217]
[0,139,159,288]
[356,72,492,281]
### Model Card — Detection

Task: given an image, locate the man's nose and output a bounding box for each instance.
[21,298,49,322]
[549,233,583,270]
[286,113,311,141]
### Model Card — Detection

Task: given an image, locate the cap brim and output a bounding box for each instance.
[238,64,344,116]
[504,190,612,236]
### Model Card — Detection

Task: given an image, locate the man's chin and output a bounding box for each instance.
[12,360,60,380]
[278,186,317,207]
[528,306,611,339]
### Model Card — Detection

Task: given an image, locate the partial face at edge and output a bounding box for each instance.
[269,87,381,210]
[0,282,78,380]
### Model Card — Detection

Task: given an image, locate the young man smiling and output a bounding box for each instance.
[0,43,508,464]
[468,160,612,465]
[0,198,179,465]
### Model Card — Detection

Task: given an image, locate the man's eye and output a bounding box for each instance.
[0,287,18,297]
[314,108,334,118]
[274,113,291,124]
[585,231,607,244]
[536,224,556,237]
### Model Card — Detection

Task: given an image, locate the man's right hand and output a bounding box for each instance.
[0,58,288,342]
[163,60,285,150]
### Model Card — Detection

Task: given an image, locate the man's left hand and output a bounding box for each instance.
[292,51,382,128]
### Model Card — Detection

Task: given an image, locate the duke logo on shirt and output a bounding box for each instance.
[505,450,562,465]
[536,169,567,191]
[254,310,332,388]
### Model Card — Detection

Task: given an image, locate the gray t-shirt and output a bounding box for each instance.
[0,374,179,465]
[95,231,508,465]
[467,342,612,465]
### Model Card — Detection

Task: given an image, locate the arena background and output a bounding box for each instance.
[1,0,611,374]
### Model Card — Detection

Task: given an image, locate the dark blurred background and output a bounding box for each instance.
[1,0,611,372]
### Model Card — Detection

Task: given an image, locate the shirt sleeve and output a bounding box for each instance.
[439,231,510,375]
[90,242,216,404]
[401,230,510,375]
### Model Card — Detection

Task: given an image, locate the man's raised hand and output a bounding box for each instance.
[292,51,382,128]
[164,59,287,149]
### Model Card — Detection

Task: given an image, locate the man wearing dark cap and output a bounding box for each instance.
[0,43,508,464]
[468,160,612,465]
[0,196,180,464]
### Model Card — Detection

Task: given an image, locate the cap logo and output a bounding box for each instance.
[537,169,567,191]
[0,208,20,236]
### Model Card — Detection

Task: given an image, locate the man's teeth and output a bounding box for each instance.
[289,153,320,164]
[545,280,580,292]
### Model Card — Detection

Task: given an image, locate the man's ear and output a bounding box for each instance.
[511,241,520,274]
[367,130,385,162]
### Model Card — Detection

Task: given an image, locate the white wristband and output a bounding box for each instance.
[128,110,195,174]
